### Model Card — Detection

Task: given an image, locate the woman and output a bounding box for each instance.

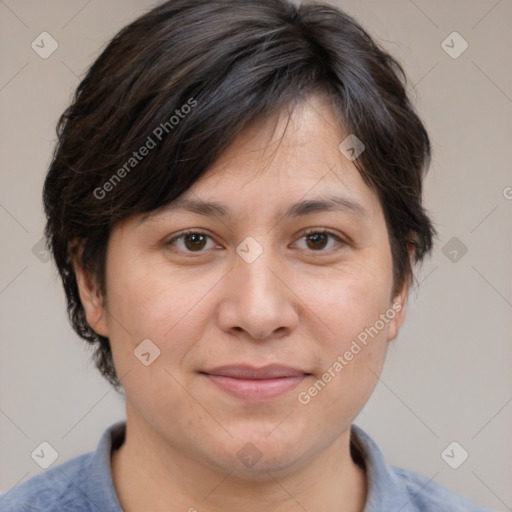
[1,0,495,510]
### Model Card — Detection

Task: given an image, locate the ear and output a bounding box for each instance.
[387,245,414,342]
[69,242,109,338]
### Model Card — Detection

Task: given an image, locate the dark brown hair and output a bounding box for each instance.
[43,0,437,390]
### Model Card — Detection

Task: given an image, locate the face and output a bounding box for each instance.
[75,94,409,478]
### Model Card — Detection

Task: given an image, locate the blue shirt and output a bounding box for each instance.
[0,421,496,511]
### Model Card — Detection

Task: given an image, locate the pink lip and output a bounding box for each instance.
[200,365,310,401]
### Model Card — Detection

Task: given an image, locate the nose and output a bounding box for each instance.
[215,242,299,341]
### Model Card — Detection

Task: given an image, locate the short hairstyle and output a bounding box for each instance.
[43,0,437,390]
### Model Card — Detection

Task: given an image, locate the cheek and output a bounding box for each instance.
[295,288,390,427]
[104,265,213,424]
[293,255,393,410]
[301,252,394,346]
[104,258,221,371]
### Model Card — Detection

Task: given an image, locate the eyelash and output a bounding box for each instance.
[165,228,345,255]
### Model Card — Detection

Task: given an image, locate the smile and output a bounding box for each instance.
[200,364,311,401]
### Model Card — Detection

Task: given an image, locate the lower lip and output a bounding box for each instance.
[203,374,308,401]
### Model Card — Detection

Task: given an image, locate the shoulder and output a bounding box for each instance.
[0,452,94,511]
[349,424,496,512]
[0,421,125,512]
[390,466,497,512]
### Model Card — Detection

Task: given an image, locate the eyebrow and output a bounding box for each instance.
[149,194,368,222]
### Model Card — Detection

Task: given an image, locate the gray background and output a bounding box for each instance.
[1,0,511,510]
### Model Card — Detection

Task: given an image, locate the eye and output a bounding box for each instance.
[293,228,345,252]
[165,230,217,253]
[165,228,345,255]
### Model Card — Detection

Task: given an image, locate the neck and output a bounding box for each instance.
[111,409,367,512]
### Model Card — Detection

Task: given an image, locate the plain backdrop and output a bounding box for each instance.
[1,0,511,510]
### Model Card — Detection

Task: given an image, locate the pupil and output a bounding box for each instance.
[185,233,205,250]
[308,233,327,250]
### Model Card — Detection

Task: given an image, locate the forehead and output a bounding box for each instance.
[146,94,382,225]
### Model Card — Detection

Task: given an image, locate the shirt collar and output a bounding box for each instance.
[351,423,418,512]
[85,420,126,511]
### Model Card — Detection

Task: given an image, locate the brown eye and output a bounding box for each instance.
[306,231,329,250]
[182,233,208,251]
[295,229,345,252]
[166,230,214,253]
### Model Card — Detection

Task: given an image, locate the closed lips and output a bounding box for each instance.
[200,365,311,379]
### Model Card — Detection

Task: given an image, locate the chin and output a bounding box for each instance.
[229,452,304,482]
[213,434,308,479]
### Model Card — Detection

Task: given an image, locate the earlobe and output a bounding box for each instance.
[387,281,408,342]
[69,244,109,338]
[387,246,414,342]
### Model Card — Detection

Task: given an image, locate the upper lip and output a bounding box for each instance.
[201,364,310,379]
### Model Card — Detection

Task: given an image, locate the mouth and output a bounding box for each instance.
[199,364,311,401]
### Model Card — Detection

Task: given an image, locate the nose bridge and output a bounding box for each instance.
[234,234,283,303]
